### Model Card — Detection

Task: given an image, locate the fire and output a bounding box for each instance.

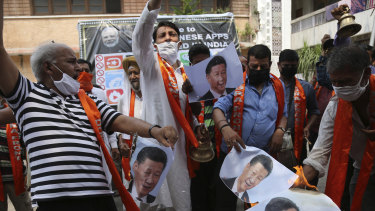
[293,165,318,190]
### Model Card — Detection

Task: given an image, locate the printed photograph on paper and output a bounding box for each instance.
[220,146,298,203]
[185,42,243,102]
[129,137,174,204]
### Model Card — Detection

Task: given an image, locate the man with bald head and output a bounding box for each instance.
[0,1,178,210]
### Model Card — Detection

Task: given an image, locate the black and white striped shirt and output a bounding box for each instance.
[4,74,120,202]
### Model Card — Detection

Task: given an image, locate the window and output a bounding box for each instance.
[33,0,121,15]
[160,0,230,14]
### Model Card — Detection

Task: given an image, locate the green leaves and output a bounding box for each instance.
[297,41,321,81]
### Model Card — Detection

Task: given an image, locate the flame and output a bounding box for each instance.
[293,165,318,190]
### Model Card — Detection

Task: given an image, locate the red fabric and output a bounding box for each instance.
[0,124,25,202]
[77,72,94,92]
[326,75,375,210]
[293,78,306,161]
[77,90,139,211]
[121,90,135,181]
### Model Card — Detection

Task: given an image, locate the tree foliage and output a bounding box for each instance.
[172,0,204,15]
[297,41,321,81]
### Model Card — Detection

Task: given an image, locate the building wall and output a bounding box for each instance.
[4,0,253,78]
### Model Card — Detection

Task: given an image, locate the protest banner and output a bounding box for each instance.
[78,13,239,105]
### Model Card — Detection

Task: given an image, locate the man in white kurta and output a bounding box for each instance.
[132,0,198,210]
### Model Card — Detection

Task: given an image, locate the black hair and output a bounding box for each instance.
[205,55,226,75]
[327,45,370,74]
[371,48,375,63]
[279,49,299,62]
[265,197,300,211]
[188,43,210,62]
[247,44,271,62]
[136,147,168,170]
[77,59,92,73]
[249,154,273,177]
[152,21,180,42]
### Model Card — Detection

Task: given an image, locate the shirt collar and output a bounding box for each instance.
[232,177,244,199]
[210,88,227,99]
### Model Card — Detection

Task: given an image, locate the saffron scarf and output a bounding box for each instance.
[77,72,94,92]
[77,90,139,211]
[157,55,199,178]
[293,78,306,161]
[231,74,285,137]
[0,123,25,201]
[0,104,25,201]
[325,75,375,210]
[121,90,135,181]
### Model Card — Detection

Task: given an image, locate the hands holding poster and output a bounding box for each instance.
[220,146,298,203]
[129,137,174,204]
[185,42,243,102]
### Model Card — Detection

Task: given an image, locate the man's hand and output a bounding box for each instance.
[151,126,179,148]
[269,129,284,154]
[303,127,310,139]
[361,129,375,141]
[195,124,210,142]
[119,139,131,158]
[331,4,349,20]
[221,126,245,152]
[111,148,121,161]
[182,79,194,94]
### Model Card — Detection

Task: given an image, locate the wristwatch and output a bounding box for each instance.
[276,126,286,133]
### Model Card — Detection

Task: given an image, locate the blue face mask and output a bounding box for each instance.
[316,57,333,90]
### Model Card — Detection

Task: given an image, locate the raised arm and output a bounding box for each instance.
[0,0,20,96]
[132,0,160,74]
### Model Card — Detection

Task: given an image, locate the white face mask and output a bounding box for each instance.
[156,41,179,65]
[333,68,369,101]
[50,64,80,96]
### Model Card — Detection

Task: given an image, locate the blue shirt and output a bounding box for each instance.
[214,76,288,153]
[284,79,320,131]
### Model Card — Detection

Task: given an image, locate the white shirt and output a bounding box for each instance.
[210,88,227,99]
[231,177,244,199]
[303,95,375,177]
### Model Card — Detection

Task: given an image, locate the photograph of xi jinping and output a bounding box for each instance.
[222,154,273,202]
[199,55,235,101]
[129,146,167,203]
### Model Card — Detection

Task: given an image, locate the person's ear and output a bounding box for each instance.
[133,161,139,170]
[177,41,182,49]
[277,62,281,70]
[362,66,371,86]
[43,62,53,75]
[269,61,272,68]
[153,44,158,52]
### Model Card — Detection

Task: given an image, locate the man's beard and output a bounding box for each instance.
[130,81,141,92]
[248,68,270,86]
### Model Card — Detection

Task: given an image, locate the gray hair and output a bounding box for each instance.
[30,42,70,82]
[327,45,370,75]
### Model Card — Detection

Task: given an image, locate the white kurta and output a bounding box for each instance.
[132,3,191,210]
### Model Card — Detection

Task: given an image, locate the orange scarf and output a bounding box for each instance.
[157,55,199,178]
[77,90,139,211]
[121,90,135,181]
[231,74,285,139]
[0,103,25,201]
[77,72,94,92]
[325,75,375,210]
[0,123,25,201]
[293,78,306,161]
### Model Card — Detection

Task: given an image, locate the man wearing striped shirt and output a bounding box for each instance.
[0,2,178,210]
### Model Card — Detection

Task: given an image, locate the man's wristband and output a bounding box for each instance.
[276,126,286,133]
[148,124,161,139]
[219,124,230,133]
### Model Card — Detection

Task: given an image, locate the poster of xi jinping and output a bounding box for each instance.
[129,137,174,204]
[220,146,298,203]
[185,42,243,102]
[248,189,340,211]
